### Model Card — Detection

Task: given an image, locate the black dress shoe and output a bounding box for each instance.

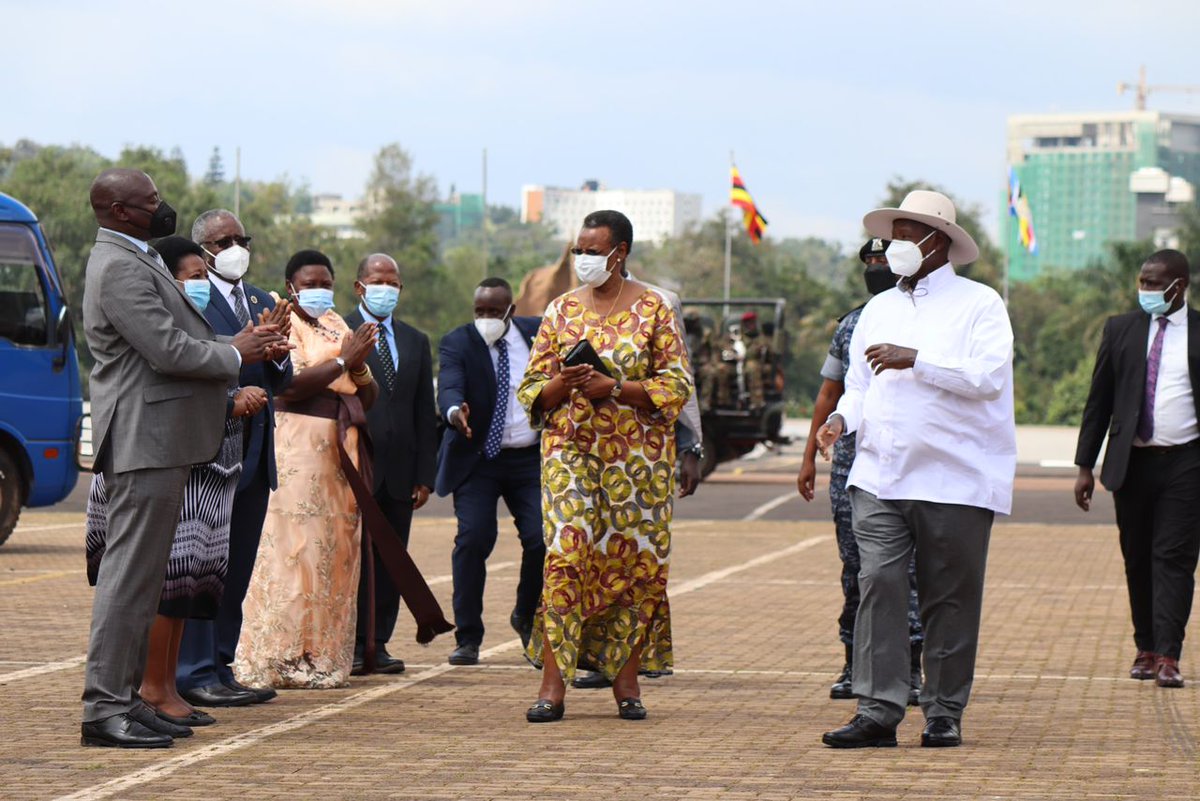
[130,704,192,738]
[821,714,898,748]
[82,713,173,749]
[375,649,406,674]
[572,670,613,689]
[223,677,277,703]
[830,663,854,699]
[448,643,480,665]
[617,697,648,720]
[510,609,533,650]
[156,708,216,727]
[921,716,962,747]
[525,699,565,723]
[180,683,257,707]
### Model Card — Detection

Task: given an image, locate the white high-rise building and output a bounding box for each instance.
[521,181,703,245]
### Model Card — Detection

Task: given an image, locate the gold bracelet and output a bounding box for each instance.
[350,365,373,387]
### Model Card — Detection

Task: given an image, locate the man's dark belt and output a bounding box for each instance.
[275,390,453,671]
[1132,438,1200,456]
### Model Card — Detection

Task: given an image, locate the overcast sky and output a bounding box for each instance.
[6,0,1199,249]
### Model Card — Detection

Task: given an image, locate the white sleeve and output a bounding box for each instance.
[911,294,1012,401]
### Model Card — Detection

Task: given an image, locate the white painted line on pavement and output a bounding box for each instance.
[393,663,1130,683]
[0,563,519,682]
[10,522,85,533]
[0,655,87,683]
[425,561,514,587]
[742,491,798,521]
[54,533,829,801]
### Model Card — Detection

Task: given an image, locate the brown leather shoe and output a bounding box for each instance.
[1155,656,1184,688]
[1130,650,1158,680]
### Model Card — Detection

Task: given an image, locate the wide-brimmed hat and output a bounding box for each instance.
[862,190,979,265]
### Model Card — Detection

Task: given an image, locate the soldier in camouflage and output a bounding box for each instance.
[798,238,924,704]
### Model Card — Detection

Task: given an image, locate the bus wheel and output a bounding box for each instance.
[0,448,24,547]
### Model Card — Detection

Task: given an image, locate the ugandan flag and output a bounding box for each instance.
[730,166,768,243]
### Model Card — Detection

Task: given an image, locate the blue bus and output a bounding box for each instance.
[0,192,83,545]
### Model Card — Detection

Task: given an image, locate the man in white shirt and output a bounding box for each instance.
[1075,249,1200,689]
[435,277,546,666]
[816,191,1016,749]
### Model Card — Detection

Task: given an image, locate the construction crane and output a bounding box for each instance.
[1117,65,1200,110]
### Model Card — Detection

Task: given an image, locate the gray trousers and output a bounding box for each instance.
[82,447,189,722]
[849,488,993,728]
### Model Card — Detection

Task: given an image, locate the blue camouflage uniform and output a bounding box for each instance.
[823,307,923,647]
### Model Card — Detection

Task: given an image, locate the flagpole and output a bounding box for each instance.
[724,150,734,318]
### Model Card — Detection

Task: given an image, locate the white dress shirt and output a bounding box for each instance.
[834,263,1017,515]
[358,303,399,371]
[210,272,251,322]
[448,322,538,449]
[1137,303,1198,447]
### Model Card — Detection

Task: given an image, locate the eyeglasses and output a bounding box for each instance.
[202,235,252,249]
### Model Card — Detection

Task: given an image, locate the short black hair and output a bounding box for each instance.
[582,209,634,255]
[1145,249,1190,282]
[477,276,512,293]
[285,249,334,283]
[150,235,205,279]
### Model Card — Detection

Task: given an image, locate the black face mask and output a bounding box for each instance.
[125,200,178,239]
[864,264,898,296]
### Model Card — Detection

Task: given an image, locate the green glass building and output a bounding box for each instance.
[1005,111,1200,281]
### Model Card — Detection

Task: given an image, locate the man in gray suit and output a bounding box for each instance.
[80,169,287,748]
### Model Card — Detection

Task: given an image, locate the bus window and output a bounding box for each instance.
[0,223,49,347]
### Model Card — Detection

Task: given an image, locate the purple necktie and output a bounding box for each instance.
[1137,317,1169,442]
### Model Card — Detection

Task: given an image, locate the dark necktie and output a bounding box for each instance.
[1137,316,1169,442]
[484,339,509,459]
[376,326,397,393]
[230,283,251,328]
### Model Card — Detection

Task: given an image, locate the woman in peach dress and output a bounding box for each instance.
[234,250,379,689]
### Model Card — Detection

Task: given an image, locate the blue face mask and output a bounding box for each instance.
[361,284,400,318]
[183,279,210,311]
[1139,278,1180,316]
[293,287,335,318]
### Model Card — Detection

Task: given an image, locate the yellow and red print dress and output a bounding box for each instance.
[517,289,693,680]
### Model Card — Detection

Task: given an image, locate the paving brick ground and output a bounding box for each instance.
[1,510,1196,800]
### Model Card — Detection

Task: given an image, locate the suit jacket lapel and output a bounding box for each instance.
[206,281,242,331]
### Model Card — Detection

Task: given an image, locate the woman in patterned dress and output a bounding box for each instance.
[85,235,274,727]
[518,210,693,722]
[233,250,380,689]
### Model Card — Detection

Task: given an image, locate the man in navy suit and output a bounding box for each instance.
[346,253,439,675]
[437,277,546,666]
[177,209,293,708]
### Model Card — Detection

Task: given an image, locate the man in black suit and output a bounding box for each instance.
[436,277,546,666]
[1075,249,1200,688]
[178,209,293,708]
[347,253,438,674]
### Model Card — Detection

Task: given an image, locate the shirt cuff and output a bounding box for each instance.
[447,405,460,425]
[231,344,242,367]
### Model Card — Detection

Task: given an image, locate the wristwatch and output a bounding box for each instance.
[683,443,704,460]
[334,356,347,372]
[610,380,623,398]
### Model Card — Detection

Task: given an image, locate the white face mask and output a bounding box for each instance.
[206,244,251,282]
[474,317,507,346]
[884,230,939,277]
[573,246,616,287]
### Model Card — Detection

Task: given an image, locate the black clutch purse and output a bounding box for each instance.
[562,339,612,378]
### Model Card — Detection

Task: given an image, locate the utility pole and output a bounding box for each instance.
[234,146,241,218]
[481,147,489,281]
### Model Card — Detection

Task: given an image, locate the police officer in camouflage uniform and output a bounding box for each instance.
[798,238,924,704]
